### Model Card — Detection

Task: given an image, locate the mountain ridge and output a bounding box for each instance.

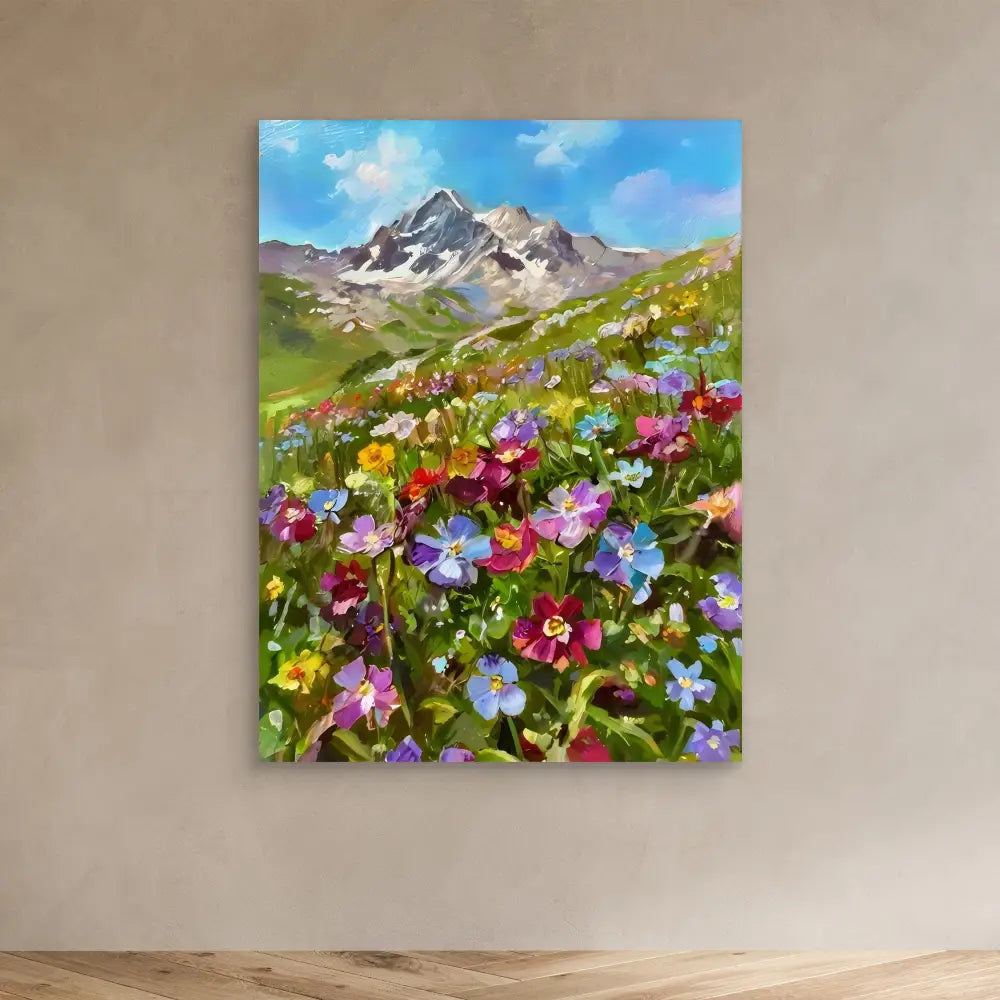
[258,187,674,316]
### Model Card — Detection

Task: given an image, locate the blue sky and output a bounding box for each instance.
[259,120,741,252]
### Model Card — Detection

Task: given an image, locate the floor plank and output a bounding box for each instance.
[461,951,935,1000]
[570,952,944,1000]
[468,952,669,980]
[454,952,792,1000]
[719,951,1000,1000]
[17,951,451,1000]
[165,950,462,999]
[4,951,996,1000]
[268,950,515,992]
[0,953,165,1000]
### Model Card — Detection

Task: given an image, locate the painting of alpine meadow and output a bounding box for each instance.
[258,120,742,763]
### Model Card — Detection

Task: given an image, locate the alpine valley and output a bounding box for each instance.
[258,188,722,410]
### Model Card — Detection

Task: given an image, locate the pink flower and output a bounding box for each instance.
[532,481,611,549]
[332,657,400,730]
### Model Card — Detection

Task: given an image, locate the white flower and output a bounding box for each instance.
[372,411,418,440]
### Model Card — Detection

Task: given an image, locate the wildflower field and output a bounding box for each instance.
[258,244,742,763]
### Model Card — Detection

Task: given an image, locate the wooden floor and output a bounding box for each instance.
[1,951,998,999]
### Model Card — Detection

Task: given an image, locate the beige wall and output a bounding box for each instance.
[2,0,999,949]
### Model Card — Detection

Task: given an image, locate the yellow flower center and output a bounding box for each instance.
[497,448,519,463]
[323,500,336,511]
[446,539,464,556]
[562,498,578,512]
[707,736,721,750]
[497,528,521,551]
[678,676,693,689]
[718,595,738,610]
[364,532,379,546]
[490,675,504,692]
[356,680,374,698]
[618,543,636,560]
[543,615,567,637]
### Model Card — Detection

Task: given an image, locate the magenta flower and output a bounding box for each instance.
[533,480,611,548]
[338,514,395,556]
[331,657,401,730]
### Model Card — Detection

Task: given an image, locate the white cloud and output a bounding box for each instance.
[590,168,741,248]
[323,130,442,229]
[259,121,300,155]
[517,119,621,169]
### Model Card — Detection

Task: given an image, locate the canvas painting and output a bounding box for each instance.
[258,120,742,763]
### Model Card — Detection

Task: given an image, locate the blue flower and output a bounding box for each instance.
[467,655,526,720]
[694,339,730,356]
[608,458,653,489]
[665,658,717,711]
[696,634,719,654]
[307,488,348,524]
[585,522,664,604]
[411,515,492,588]
[431,655,449,674]
[575,406,619,441]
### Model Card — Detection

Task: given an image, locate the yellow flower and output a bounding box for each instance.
[264,575,284,601]
[544,393,585,426]
[290,474,314,496]
[698,254,713,265]
[448,444,480,477]
[268,648,327,694]
[345,469,369,489]
[357,442,395,475]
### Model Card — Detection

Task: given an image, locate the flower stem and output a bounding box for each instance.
[507,717,524,760]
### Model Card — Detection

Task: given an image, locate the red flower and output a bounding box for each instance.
[319,560,369,621]
[318,398,335,415]
[492,438,540,474]
[269,498,317,543]
[512,594,602,673]
[519,733,547,762]
[477,518,538,574]
[400,463,447,502]
[680,371,742,425]
[567,726,612,762]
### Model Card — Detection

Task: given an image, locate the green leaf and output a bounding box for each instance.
[567,668,618,737]
[419,696,460,724]
[475,747,519,762]
[326,727,373,762]
[587,705,663,759]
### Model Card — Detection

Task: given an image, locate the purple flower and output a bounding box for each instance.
[656,369,694,397]
[699,572,742,631]
[411,514,492,587]
[665,658,717,711]
[385,736,422,762]
[491,407,547,444]
[533,480,611,549]
[585,522,664,604]
[258,485,286,526]
[338,514,395,557]
[685,720,740,761]
[467,655,526,720]
[440,746,476,762]
[331,657,400,730]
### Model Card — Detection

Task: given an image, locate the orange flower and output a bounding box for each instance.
[400,463,447,502]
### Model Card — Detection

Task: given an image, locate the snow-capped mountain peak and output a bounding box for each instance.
[260,188,672,312]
